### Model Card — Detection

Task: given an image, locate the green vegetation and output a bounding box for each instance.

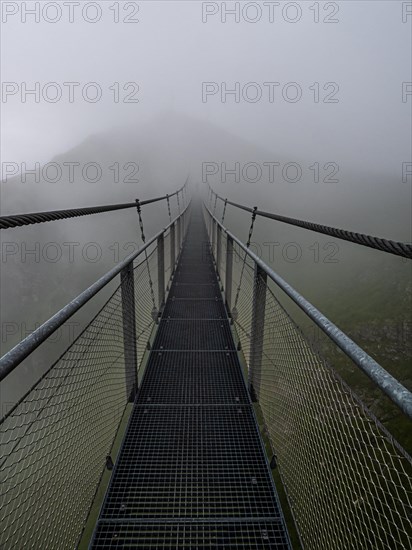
[310,270,412,456]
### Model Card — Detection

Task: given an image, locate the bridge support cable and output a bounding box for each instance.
[204,203,412,550]
[221,197,228,223]
[213,192,218,216]
[165,193,172,223]
[135,199,158,319]
[0,182,188,230]
[233,206,258,319]
[207,183,412,259]
[177,188,181,214]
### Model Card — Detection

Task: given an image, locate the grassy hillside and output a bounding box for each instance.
[306,264,412,455]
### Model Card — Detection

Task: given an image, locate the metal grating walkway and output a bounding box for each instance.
[91,205,291,549]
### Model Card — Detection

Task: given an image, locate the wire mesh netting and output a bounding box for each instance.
[204,210,412,550]
[0,244,168,549]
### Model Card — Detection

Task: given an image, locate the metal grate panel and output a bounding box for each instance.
[147,350,240,368]
[92,521,290,549]
[138,352,249,404]
[178,251,212,264]
[173,269,216,284]
[163,298,226,319]
[99,406,280,519]
[153,320,235,350]
[169,283,220,300]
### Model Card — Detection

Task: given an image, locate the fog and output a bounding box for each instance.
[1,1,411,404]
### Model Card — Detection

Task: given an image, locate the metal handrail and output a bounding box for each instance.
[204,203,412,420]
[0,202,191,381]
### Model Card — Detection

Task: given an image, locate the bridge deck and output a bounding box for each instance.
[91,206,291,548]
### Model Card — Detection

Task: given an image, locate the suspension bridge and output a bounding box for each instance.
[0,182,411,549]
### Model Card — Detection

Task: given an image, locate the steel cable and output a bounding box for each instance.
[0,184,186,230]
[208,185,412,259]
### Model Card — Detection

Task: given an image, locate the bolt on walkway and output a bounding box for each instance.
[91,205,291,548]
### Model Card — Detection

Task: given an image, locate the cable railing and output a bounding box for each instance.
[207,183,412,259]
[0,180,188,230]
[203,202,412,550]
[0,194,191,548]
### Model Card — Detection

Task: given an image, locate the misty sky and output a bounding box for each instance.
[1,0,411,179]
[0,0,411,413]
